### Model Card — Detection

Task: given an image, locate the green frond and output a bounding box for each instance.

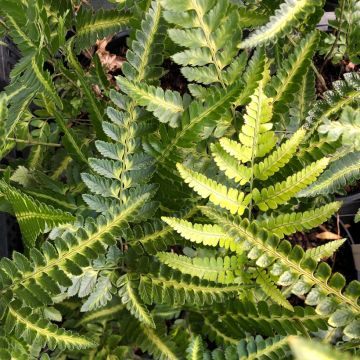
[127,320,181,360]
[267,32,319,118]
[258,202,341,238]
[218,138,249,163]
[139,265,244,306]
[252,157,330,211]
[253,128,306,181]
[74,8,131,52]
[161,217,243,253]
[118,274,155,328]
[319,106,360,150]
[157,253,244,284]
[0,188,153,310]
[307,72,360,130]
[177,163,250,215]
[66,41,105,141]
[186,336,204,360]
[289,336,358,360]
[239,0,320,48]
[305,239,347,262]
[211,143,251,185]
[123,0,166,82]
[145,80,245,167]
[298,152,360,197]
[0,181,75,247]
[161,0,242,86]
[209,299,329,338]
[202,206,360,338]
[289,68,316,127]
[212,335,290,360]
[256,269,293,311]
[5,300,95,351]
[116,77,186,127]
[238,70,276,161]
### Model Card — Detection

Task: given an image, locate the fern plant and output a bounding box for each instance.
[161,69,360,341]
[0,0,359,358]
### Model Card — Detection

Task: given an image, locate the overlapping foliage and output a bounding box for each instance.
[0,0,359,358]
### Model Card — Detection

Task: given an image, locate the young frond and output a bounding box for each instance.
[161,217,242,253]
[253,128,306,181]
[177,163,250,215]
[252,157,330,211]
[239,0,320,48]
[139,265,244,306]
[157,253,244,284]
[238,70,276,161]
[258,202,341,238]
[0,182,75,247]
[298,152,360,197]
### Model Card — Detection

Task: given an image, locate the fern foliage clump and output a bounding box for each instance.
[0,0,359,358]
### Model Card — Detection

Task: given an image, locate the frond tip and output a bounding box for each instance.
[239,0,319,48]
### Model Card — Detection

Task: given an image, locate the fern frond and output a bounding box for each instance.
[253,128,306,181]
[267,32,319,118]
[252,158,329,211]
[305,239,346,262]
[298,152,360,197]
[0,181,75,247]
[118,274,155,328]
[123,0,166,82]
[161,217,242,254]
[258,202,341,238]
[161,0,242,86]
[319,106,360,150]
[116,77,186,127]
[157,253,244,284]
[177,164,250,215]
[202,206,360,338]
[213,299,329,338]
[239,0,320,48]
[213,335,290,360]
[5,300,95,351]
[145,81,245,167]
[74,8,131,52]
[0,188,154,310]
[307,72,360,130]
[256,269,293,311]
[76,303,124,327]
[238,69,276,161]
[186,336,204,360]
[211,143,251,185]
[139,265,244,306]
[127,320,181,360]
